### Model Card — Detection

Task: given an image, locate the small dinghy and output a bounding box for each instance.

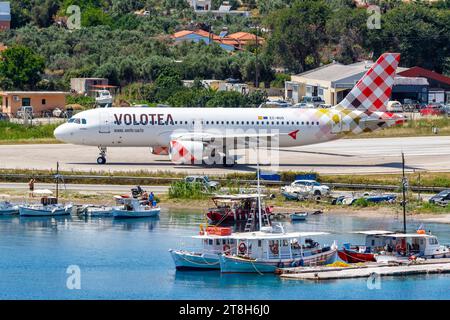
[84,205,114,217]
[290,212,308,221]
[0,200,19,215]
[112,197,160,218]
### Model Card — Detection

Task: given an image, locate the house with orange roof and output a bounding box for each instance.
[172,29,236,52]
[228,32,264,49]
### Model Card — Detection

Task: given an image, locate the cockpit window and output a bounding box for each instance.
[68,118,86,125]
[68,118,81,124]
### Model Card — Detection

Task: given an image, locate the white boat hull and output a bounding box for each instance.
[19,204,72,217]
[169,249,221,270]
[85,207,114,217]
[112,207,160,218]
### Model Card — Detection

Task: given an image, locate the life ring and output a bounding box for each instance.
[270,243,279,255]
[223,244,231,255]
[238,242,247,254]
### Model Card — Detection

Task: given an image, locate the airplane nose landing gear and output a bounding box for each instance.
[97,147,107,164]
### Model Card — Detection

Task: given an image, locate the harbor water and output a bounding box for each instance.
[0,210,449,300]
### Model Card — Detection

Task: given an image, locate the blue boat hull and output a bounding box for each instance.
[169,249,220,270]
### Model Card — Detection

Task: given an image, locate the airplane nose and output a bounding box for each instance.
[54,124,71,142]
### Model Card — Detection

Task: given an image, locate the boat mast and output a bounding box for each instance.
[55,162,59,203]
[401,153,406,234]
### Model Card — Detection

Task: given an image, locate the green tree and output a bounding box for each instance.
[265,0,331,73]
[0,46,45,90]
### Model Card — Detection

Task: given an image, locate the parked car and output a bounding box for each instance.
[420,104,446,116]
[443,104,450,116]
[429,189,450,206]
[53,108,63,118]
[61,106,74,118]
[41,109,53,117]
[292,102,313,109]
[402,99,420,112]
[282,180,330,196]
[16,106,34,119]
[185,176,220,190]
[387,101,403,113]
[300,96,325,107]
[0,112,10,122]
[258,100,292,108]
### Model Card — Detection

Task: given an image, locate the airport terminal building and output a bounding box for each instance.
[286,60,450,105]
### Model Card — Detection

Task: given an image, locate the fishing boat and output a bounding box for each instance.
[0,200,19,215]
[374,230,450,262]
[206,194,273,224]
[290,212,308,221]
[338,228,450,263]
[84,205,114,217]
[112,197,160,218]
[338,230,395,263]
[19,163,73,217]
[219,227,338,273]
[169,226,234,270]
[19,193,72,216]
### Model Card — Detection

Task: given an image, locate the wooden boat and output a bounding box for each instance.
[169,226,234,270]
[19,190,72,217]
[290,212,308,221]
[219,228,338,273]
[206,194,272,224]
[338,229,450,263]
[112,197,160,218]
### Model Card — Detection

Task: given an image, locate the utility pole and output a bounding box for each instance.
[401,153,407,234]
[255,24,259,89]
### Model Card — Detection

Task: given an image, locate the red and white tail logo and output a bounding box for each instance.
[169,140,196,164]
[339,53,400,113]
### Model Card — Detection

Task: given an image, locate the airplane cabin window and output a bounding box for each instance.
[82,119,87,125]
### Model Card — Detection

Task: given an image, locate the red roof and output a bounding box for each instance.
[398,66,450,87]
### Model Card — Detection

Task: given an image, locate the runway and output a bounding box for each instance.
[0,136,449,175]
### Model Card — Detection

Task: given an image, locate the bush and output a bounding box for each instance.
[0,122,58,140]
[168,181,209,199]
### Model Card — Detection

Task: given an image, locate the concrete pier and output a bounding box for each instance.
[278,259,450,281]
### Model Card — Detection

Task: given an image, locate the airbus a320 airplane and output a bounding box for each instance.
[54,53,405,166]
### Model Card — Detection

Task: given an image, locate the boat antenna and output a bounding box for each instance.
[55,162,59,203]
[401,152,407,234]
[256,144,262,231]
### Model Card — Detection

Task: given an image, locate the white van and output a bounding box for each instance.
[387,101,403,113]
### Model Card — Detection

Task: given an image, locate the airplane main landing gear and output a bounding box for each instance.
[97,147,107,164]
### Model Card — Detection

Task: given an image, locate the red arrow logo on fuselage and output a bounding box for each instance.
[288,129,299,140]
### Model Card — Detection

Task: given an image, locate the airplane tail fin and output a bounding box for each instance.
[338,53,400,113]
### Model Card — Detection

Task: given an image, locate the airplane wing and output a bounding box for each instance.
[170,131,280,144]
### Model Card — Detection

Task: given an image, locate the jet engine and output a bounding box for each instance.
[150,146,169,155]
[169,140,204,164]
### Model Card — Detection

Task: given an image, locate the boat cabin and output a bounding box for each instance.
[207,194,271,223]
[226,230,330,260]
[377,232,447,257]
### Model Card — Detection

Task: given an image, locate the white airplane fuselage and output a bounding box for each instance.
[55,107,353,148]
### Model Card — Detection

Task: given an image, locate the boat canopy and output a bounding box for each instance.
[212,194,267,201]
[227,231,329,240]
[192,231,329,240]
[32,189,53,196]
[378,233,435,238]
[352,230,395,235]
